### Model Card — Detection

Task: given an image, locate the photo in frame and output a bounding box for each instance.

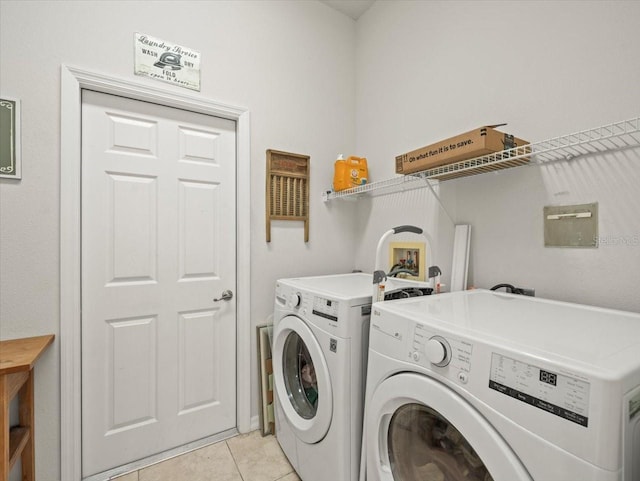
[389,241,426,281]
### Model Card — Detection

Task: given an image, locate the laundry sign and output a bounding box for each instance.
[134,33,201,91]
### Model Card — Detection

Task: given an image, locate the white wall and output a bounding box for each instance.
[0,1,357,479]
[3,0,640,479]
[355,0,640,312]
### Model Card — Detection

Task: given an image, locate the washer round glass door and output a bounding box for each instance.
[282,330,319,419]
[366,373,532,481]
[273,315,333,444]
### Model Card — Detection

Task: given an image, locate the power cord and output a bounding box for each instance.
[490,283,526,295]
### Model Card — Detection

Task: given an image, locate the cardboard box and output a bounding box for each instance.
[395,126,530,175]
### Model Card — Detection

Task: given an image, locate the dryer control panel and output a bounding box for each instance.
[489,353,590,427]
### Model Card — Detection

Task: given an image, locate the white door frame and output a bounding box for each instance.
[60,65,251,481]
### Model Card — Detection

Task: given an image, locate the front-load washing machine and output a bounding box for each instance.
[273,273,374,481]
[361,290,640,481]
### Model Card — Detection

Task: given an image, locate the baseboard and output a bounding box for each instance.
[250,414,260,432]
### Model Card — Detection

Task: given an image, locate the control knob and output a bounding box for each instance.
[425,336,451,367]
[290,293,301,307]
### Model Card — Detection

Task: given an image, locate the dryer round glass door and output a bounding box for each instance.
[388,403,490,480]
[273,315,333,444]
[365,373,532,481]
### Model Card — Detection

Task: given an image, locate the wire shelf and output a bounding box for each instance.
[324,116,640,201]
[324,174,437,201]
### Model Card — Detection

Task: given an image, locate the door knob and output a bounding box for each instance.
[213,290,234,302]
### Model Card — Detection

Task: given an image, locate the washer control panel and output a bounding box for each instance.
[312,296,340,322]
[278,286,340,322]
[290,292,302,308]
[276,280,372,339]
[410,323,473,382]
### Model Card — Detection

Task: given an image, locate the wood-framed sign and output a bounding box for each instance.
[134,33,201,91]
[266,149,310,242]
[0,96,21,179]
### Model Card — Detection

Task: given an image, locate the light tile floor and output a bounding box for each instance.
[113,430,300,481]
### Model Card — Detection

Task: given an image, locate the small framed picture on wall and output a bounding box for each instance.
[0,96,21,180]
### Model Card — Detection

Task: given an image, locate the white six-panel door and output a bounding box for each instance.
[81,90,237,476]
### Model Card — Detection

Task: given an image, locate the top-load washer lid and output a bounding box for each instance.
[374,289,640,374]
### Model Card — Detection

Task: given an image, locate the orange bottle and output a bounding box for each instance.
[333,155,369,192]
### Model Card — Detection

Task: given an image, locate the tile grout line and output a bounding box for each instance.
[225,437,247,481]
[117,432,296,481]
[225,432,297,481]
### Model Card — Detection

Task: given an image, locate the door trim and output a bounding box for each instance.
[60,65,251,481]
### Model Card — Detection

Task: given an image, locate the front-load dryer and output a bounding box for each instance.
[273,273,373,481]
[361,290,640,481]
